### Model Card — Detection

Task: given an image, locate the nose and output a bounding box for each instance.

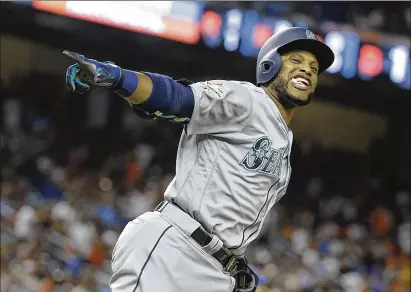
[299,66,312,77]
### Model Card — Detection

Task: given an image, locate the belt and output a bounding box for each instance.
[155,201,237,272]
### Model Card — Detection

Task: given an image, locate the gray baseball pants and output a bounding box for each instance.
[110,202,236,292]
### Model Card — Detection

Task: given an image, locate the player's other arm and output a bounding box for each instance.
[64,51,194,123]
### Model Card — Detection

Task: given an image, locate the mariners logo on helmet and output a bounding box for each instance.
[305,30,316,40]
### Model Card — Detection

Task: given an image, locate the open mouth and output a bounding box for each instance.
[290,76,311,90]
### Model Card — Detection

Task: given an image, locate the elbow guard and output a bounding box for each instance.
[131,73,195,124]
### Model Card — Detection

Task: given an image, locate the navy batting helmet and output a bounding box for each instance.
[256,27,335,85]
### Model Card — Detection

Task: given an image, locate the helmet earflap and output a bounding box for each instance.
[257,50,282,85]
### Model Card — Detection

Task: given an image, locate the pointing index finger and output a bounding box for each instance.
[62,50,87,64]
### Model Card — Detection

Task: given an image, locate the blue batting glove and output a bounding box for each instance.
[63,50,122,94]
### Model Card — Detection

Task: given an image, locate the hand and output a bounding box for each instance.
[233,258,259,292]
[63,50,122,94]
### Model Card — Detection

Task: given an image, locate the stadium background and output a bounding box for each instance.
[0,1,410,291]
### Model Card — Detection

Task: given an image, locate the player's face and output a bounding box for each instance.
[282,50,319,98]
[270,50,319,108]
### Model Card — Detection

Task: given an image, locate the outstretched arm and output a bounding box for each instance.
[64,51,194,123]
[64,50,253,134]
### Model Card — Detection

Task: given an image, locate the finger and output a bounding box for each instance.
[74,75,90,94]
[63,50,87,64]
[75,75,90,89]
[65,64,80,92]
[63,50,99,76]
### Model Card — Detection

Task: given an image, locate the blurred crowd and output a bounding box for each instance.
[233,2,411,36]
[294,2,410,35]
[1,72,410,292]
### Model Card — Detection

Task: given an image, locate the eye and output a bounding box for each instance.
[291,58,301,64]
[311,67,318,73]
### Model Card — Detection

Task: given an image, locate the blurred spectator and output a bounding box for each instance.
[370,206,393,237]
[88,235,107,268]
[14,204,37,240]
[67,218,97,259]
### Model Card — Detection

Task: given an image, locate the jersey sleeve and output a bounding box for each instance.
[186,80,253,136]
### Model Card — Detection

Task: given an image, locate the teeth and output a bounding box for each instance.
[291,78,309,89]
[295,78,309,85]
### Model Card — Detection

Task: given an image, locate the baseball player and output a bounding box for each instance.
[64,27,334,292]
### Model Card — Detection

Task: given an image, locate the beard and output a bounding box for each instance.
[269,76,314,109]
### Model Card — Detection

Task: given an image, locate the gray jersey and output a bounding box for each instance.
[164,80,293,255]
